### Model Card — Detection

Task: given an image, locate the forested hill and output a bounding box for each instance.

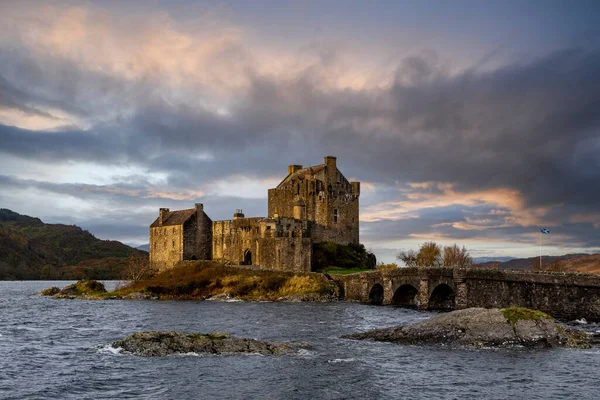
[0,208,146,280]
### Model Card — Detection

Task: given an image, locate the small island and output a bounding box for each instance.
[40,261,339,302]
[342,307,592,349]
[112,331,302,357]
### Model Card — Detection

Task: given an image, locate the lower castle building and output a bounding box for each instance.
[150,156,360,273]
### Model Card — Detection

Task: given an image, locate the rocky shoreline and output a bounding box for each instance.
[38,279,338,302]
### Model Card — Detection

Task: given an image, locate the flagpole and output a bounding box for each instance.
[539,231,542,269]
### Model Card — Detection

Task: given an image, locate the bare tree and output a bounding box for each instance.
[443,244,472,267]
[122,253,154,282]
[397,249,419,267]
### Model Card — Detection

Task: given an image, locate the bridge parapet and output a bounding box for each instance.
[330,267,600,320]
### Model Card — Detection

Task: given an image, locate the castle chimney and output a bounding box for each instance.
[288,165,303,175]
[195,203,203,212]
[233,209,245,220]
[159,208,169,226]
[324,156,336,169]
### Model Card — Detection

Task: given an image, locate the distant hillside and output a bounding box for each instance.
[535,254,600,275]
[475,253,599,274]
[136,244,150,252]
[0,208,146,280]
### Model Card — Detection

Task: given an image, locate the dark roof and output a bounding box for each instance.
[277,164,327,188]
[150,208,196,228]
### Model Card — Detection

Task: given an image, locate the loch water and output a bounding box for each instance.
[1,281,600,400]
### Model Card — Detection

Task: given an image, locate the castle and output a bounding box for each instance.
[149,156,360,272]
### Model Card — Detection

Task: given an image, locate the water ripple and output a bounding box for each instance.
[2,281,600,399]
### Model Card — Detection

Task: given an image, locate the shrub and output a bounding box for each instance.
[376,263,398,271]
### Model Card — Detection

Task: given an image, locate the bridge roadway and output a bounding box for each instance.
[330,267,600,321]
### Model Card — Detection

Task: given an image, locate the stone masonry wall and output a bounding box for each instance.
[258,237,312,272]
[150,225,183,272]
[212,218,263,265]
[334,268,600,320]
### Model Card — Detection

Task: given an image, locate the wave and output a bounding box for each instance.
[328,358,356,363]
[97,344,123,355]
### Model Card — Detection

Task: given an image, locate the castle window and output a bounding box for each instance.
[173,227,176,233]
[172,240,175,248]
[297,183,300,195]
[164,241,167,249]
[333,209,338,224]
[266,226,271,230]
[154,242,157,250]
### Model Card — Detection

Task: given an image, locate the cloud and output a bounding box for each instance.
[1,1,599,258]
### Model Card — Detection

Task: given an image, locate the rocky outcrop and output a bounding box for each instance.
[342,307,591,349]
[40,280,107,299]
[38,286,60,296]
[112,331,304,357]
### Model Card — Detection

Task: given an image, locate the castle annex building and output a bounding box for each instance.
[150,156,360,272]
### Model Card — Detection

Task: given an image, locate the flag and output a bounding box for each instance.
[541,228,550,234]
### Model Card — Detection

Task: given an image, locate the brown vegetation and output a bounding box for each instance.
[532,254,600,274]
[119,261,337,300]
[122,253,155,282]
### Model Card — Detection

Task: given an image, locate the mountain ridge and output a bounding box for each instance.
[0,208,146,280]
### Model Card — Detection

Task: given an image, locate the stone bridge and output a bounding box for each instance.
[331,267,600,321]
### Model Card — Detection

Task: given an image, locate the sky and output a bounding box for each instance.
[1,0,600,263]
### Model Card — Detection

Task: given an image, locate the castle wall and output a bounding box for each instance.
[258,237,312,272]
[150,225,183,271]
[212,218,263,265]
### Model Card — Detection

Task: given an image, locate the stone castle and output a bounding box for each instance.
[149,156,360,273]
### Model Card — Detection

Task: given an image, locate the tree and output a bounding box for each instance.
[417,241,443,267]
[397,242,442,267]
[397,249,419,267]
[122,253,154,282]
[443,244,472,267]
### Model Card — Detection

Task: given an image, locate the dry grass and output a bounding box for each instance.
[117,261,335,300]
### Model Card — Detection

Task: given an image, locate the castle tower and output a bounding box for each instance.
[267,156,360,245]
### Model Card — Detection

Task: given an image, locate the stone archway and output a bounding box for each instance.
[428,284,455,310]
[368,283,384,305]
[391,284,419,308]
[243,249,252,265]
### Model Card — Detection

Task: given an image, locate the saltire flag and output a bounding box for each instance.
[541,228,550,234]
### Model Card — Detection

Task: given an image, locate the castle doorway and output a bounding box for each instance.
[243,249,252,265]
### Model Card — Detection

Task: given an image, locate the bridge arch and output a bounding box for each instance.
[428,283,455,310]
[391,284,419,307]
[368,283,384,305]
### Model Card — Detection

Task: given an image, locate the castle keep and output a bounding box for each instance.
[150,156,360,272]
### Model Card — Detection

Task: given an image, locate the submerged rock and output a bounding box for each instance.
[342,307,591,349]
[112,331,302,357]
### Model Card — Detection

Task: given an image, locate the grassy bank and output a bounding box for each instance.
[43,261,339,301]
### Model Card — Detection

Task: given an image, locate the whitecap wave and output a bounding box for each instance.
[296,348,317,358]
[97,344,123,355]
[328,358,356,364]
[575,318,588,324]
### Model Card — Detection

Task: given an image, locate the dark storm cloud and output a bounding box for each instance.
[4,45,599,211]
[2,25,600,253]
